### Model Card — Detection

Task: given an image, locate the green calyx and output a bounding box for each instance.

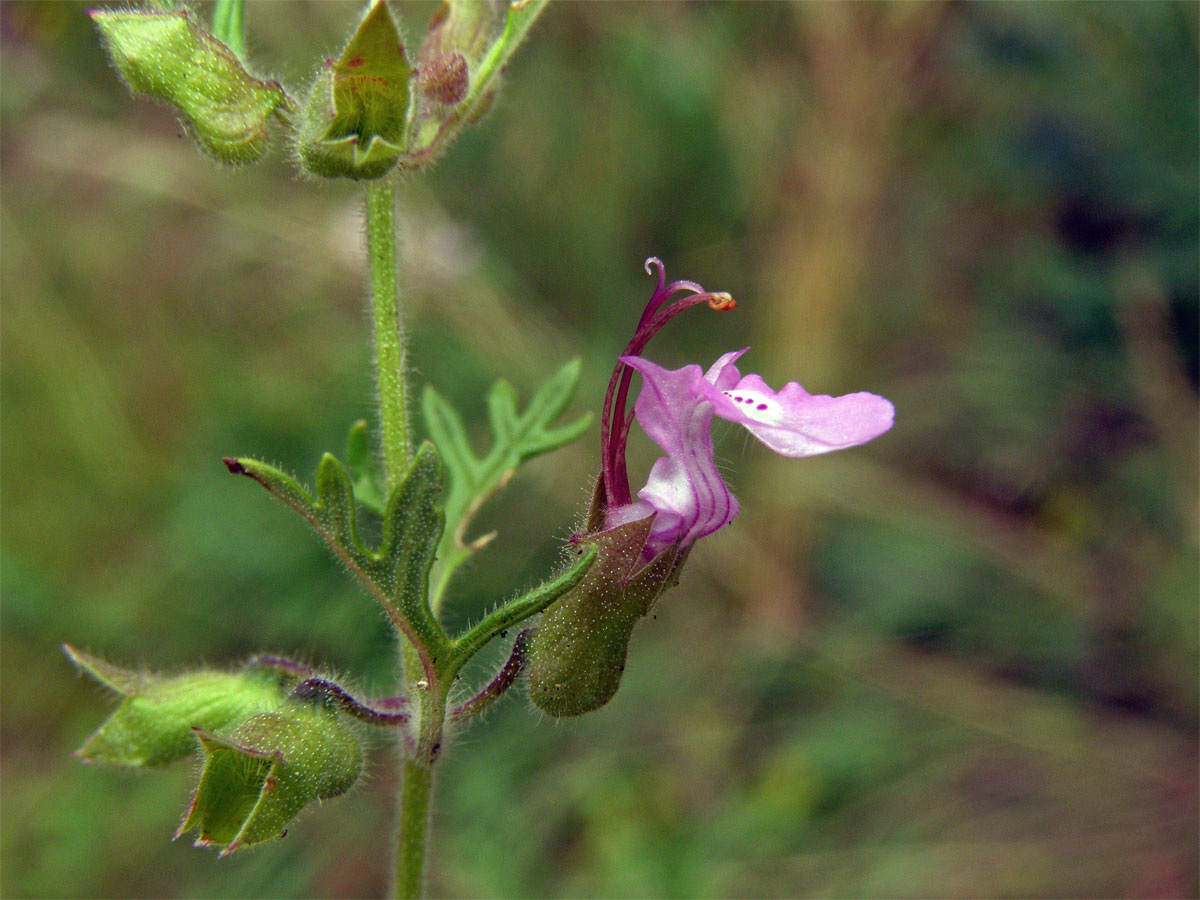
[526,507,689,718]
[404,0,548,169]
[89,7,292,165]
[178,700,364,854]
[297,0,412,181]
[92,0,551,177]
[296,0,553,178]
[65,646,296,767]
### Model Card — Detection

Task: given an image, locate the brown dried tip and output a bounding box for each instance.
[706,292,736,311]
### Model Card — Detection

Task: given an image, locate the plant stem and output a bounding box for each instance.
[395,758,434,899]
[365,178,438,898]
[365,178,410,490]
[394,679,447,899]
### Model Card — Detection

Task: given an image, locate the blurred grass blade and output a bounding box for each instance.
[210,0,245,60]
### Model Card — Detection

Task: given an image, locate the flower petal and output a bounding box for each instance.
[618,355,739,554]
[615,349,892,557]
[704,367,894,457]
[702,349,748,391]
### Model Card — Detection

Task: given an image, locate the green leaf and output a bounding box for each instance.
[422,358,592,610]
[314,453,361,553]
[66,646,295,767]
[222,456,318,523]
[374,443,451,663]
[345,420,386,515]
[90,8,291,165]
[179,699,363,854]
[297,0,412,180]
[224,445,453,671]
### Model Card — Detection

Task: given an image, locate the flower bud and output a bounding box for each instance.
[526,513,687,717]
[420,0,506,65]
[89,8,291,165]
[402,0,547,168]
[416,52,469,106]
[296,0,411,180]
[177,700,364,853]
[65,645,294,767]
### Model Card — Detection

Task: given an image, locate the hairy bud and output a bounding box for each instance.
[526,510,687,717]
[296,0,411,180]
[416,52,469,106]
[402,0,548,169]
[65,645,296,767]
[89,8,291,165]
[178,699,364,854]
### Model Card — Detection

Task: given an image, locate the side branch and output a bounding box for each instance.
[292,677,411,727]
[450,629,532,723]
[449,545,597,670]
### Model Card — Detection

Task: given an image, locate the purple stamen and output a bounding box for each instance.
[636,257,706,329]
[601,259,736,509]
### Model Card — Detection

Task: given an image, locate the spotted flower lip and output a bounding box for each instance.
[699,349,896,457]
[597,258,895,561]
[611,351,894,556]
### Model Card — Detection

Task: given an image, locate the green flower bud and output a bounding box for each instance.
[296,0,411,181]
[177,700,364,854]
[65,645,294,767]
[89,8,292,165]
[526,513,688,717]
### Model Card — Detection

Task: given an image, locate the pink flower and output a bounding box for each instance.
[598,259,894,560]
[529,258,896,717]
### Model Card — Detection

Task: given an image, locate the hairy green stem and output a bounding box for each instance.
[365,178,436,898]
[366,179,410,489]
[394,681,447,899]
[395,758,434,899]
[392,648,436,899]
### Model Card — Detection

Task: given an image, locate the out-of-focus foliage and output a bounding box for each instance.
[1,2,1196,898]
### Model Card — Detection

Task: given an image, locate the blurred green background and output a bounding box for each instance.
[2,2,1197,897]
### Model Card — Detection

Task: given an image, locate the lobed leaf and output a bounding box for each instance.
[422,358,591,610]
[225,445,453,674]
[375,443,451,663]
[345,420,386,515]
